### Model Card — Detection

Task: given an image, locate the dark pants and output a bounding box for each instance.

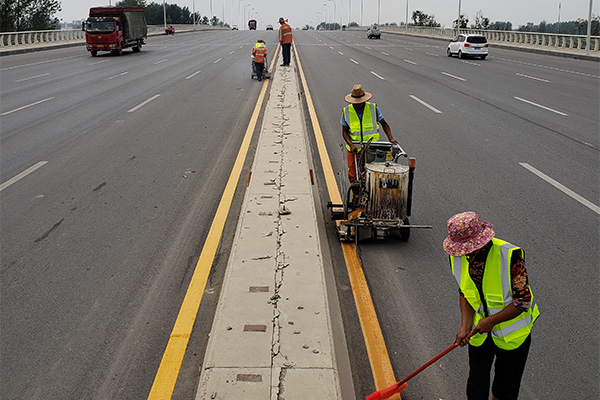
[282,43,291,65]
[255,62,264,80]
[467,334,531,400]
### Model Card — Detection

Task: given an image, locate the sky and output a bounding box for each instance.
[58,0,598,30]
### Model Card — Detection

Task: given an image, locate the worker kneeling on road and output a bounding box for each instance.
[341,84,398,189]
[444,211,540,400]
[252,42,267,82]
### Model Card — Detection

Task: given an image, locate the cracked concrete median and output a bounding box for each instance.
[196,54,343,399]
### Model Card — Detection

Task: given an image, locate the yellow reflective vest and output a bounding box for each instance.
[450,238,540,350]
[343,102,380,151]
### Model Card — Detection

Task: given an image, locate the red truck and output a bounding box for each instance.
[248,19,257,30]
[84,7,147,56]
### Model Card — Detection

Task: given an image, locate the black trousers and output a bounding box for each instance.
[467,334,532,400]
[282,43,291,65]
[255,62,264,80]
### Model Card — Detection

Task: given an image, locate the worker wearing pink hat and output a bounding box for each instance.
[444,211,540,400]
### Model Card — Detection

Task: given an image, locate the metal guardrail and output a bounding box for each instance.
[380,26,600,52]
[0,24,227,47]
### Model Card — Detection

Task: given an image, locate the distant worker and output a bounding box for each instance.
[278,17,293,66]
[444,211,540,400]
[341,84,398,186]
[252,42,267,81]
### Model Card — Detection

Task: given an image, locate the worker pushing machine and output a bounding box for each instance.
[252,41,267,81]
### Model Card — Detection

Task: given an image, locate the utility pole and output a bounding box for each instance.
[586,0,593,55]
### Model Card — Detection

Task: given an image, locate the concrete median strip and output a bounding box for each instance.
[196,53,342,399]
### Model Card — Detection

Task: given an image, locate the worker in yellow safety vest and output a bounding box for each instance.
[278,17,293,66]
[444,211,540,400]
[341,84,398,185]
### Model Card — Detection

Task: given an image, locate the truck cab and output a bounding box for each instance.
[84,7,147,56]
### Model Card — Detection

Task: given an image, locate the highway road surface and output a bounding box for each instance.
[1,29,598,399]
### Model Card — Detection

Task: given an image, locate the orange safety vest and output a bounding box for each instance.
[279,23,293,44]
[253,46,267,63]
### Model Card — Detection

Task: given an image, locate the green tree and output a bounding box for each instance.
[1,0,61,31]
[412,10,439,27]
[115,0,147,7]
[472,11,490,29]
[453,14,469,29]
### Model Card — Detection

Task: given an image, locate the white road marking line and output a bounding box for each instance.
[330,46,334,49]
[350,59,359,64]
[89,60,109,66]
[442,72,466,81]
[403,59,417,65]
[239,45,244,48]
[213,58,222,63]
[0,55,81,71]
[182,51,191,55]
[498,57,600,79]
[354,43,360,46]
[426,52,439,57]
[229,50,235,54]
[365,46,372,50]
[1,97,55,116]
[338,51,344,55]
[381,51,389,56]
[0,161,48,192]
[186,70,201,79]
[105,71,129,80]
[520,163,600,215]
[460,60,480,66]
[410,95,442,114]
[128,94,161,113]
[516,73,550,83]
[370,71,385,80]
[16,73,50,82]
[154,59,167,64]
[514,97,568,116]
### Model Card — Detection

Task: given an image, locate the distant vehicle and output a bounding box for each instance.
[248,19,257,30]
[266,24,273,30]
[232,25,238,30]
[367,24,380,39]
[447,34,488,59]
[84,7,147,56]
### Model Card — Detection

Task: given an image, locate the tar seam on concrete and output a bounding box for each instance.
[196,52,343,399]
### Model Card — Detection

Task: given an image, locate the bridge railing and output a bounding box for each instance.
[0,25,228,47]
[379,26,600,51]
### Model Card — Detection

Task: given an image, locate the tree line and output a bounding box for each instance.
[410,9,599,35]
[0,0,226,32]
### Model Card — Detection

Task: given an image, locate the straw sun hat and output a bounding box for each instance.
[344,84,373,104]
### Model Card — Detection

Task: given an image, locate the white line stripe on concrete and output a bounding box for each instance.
[0,55,80,71]
[154,59,167,65]
[350,59,359,64]
[127,94,161,113]
[89,60,109,66]
[182,51,191,55]
[514,97,568,116]
[338,51,344,55]
[15,73,49,82]
[365,46,372,50]
[229,50,235,55]
[105,71,128,80]
[370,71,385,80]
[0,161,48,192]
[186,70,201,80]
[403,59,417,65]
[1,97,55,116]
[213,58,222,63]
[460,60,480,66]
[410,95,442,114]
[381,52,389,56]
[442,72,466,81]
[516,73,550,83]
[520,163,600,214]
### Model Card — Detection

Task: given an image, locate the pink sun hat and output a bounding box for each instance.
[443,211,495,256]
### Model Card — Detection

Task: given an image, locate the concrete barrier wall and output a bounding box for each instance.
[0,24,228,47]
[376,26,600,52]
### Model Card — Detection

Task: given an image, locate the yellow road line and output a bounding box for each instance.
[148,71,270,400]
[293,41,401,400]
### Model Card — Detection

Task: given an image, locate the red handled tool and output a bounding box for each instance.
[366,335,472,400]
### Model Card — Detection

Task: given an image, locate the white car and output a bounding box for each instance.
[447,34,488,59]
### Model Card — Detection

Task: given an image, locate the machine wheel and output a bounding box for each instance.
[90,50,97,57]
[399,217,410,241]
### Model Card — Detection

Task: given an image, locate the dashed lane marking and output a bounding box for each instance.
[0,161,48,192]
[514,97,568,116]
[410,95,442,114]
[1,97,54,116]
[127,94,161,113]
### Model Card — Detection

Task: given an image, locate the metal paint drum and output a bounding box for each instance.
[365,163,409,220]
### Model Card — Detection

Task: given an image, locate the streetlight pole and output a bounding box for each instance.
[360,0,363,27]
[329,0,336,29]
[244,4,251,29]
[405,0,408,32]
[377,0,380,25]
[238,0,244,27]
[457,0,461,34]
[163,0,166,31]
[586,0,593,55]
[193,0,196,30]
